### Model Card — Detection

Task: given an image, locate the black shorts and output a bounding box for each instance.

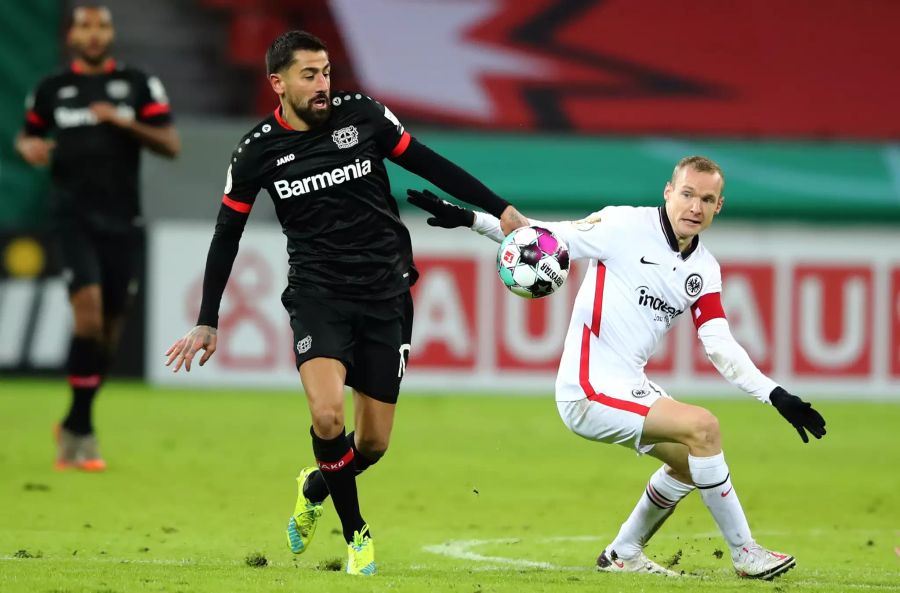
[56,222,143,317]
[281,290,413,404]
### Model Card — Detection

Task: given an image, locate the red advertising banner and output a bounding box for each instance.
[792,266,873,377]
[409,257,480,370]
[330,0,900,138]
[149,223,900,397]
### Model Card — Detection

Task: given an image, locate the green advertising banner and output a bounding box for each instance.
[390,132,900,222]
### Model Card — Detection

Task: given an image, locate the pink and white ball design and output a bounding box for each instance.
[497,226,570,299]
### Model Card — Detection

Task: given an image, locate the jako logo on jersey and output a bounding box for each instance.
[273,159,372,198]
[331,125,359,149]
[275,153,295,167]
[635,286,683,317]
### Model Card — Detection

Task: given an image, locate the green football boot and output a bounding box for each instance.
[346,524,376,576]
[286,466,323,554]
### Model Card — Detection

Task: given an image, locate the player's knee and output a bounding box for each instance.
[73,315,104,339]
[309,406,345,438]
[72,300,104,338]
[686,409,721,450]
[355,434,389,460]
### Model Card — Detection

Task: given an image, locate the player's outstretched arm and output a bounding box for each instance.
[392,139,527,233]
[769,387,827,443]
[165,325,217,372]
[407,189,475,228]
[407,189,505,243]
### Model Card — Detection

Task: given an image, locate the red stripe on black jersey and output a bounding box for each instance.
[222,194,252,213]
[691,292,726,329]
[274,106,294,130]
[26,110,47,129]
[141,102,170,119]
[70,58,116,74]
[390,131,411,157]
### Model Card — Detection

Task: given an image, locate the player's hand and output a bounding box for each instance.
[165,325,217,372]
[89,101,132,127]
[406,189,475,228]
[769,387,826,443]
[499,205,529,235]
[16,136,55,166]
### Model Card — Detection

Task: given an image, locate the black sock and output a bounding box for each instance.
[310,427,369,543]
[304,431,379,504]
[62,336,105,435]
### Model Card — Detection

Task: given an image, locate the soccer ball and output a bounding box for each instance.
[497,226,569,298]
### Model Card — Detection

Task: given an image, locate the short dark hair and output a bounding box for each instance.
[266,31,327,75]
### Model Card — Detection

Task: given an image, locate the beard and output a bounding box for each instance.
[76,44,110,66]
[289,93,331,129]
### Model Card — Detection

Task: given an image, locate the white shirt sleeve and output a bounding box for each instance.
[471,211,506,243]
[697,317,779,403]
[471,210,612,261]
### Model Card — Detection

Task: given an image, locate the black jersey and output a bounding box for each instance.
[24,59,173,233]
[222,93,416,300]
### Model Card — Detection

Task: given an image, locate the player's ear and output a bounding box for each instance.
[663,181,673,203]
[268,72,285,96]
[715,195,725,214]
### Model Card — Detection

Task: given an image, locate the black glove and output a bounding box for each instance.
[406,189,476,229]
[769,387,826,443]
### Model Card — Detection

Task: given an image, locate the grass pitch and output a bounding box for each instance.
[1,379,898,592]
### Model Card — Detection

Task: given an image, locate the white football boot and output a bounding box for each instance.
[596,547,679,576]
[732,542,796,580]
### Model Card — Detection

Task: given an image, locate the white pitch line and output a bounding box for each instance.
[422,538,562,570]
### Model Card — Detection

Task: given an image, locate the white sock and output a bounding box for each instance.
[688,452,752,553]
[609,465,695,559]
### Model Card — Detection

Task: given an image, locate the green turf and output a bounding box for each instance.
[1,379,898,592]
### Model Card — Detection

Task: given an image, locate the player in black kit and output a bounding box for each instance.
[164,31,526,575]
[16,5,180,471]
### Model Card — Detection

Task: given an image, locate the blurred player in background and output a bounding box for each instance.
[407,155,826,580]
[164,31,525,575]
[15,5,180,471]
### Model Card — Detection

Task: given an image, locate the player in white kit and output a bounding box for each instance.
[407,156,826,580]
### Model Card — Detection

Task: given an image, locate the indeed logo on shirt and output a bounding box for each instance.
[273,158,372,198]
[635,286,683,317]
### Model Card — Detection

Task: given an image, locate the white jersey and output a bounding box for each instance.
[472,205,778,411]
[541,206,721,402]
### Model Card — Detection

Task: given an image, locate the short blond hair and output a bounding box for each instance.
[671,156,725,192]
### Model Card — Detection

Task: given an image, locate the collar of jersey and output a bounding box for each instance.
[70,58,117,75]
[657,206,699,260]
[274,105,296,131]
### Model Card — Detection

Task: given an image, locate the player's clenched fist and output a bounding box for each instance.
[165,325,217,372]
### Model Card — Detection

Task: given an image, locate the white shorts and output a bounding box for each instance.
[556,377,671,454]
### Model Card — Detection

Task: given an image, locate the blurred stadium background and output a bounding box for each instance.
[2,0,900,395]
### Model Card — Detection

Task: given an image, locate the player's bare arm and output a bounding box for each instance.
[165,325,217,373]
[15,130,55,167]
[499,205,529,234]
[89,102,180,158]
